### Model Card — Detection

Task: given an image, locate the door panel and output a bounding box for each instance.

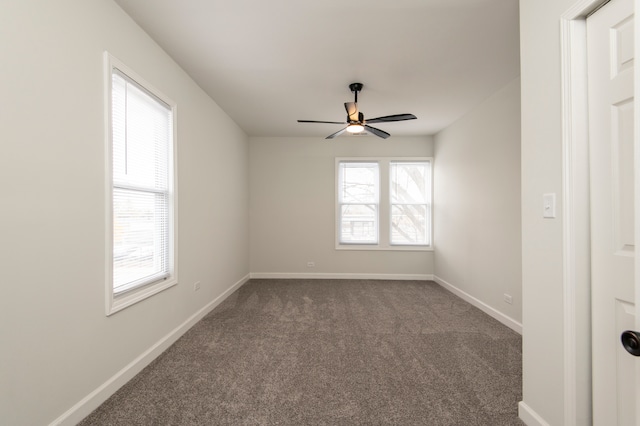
[587,0,637,423]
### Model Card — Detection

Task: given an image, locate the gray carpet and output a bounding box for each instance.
[80,279,523,425]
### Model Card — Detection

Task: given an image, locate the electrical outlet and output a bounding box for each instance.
[194,281,201,291]
[503,293,513,304]
[307,261,315,268]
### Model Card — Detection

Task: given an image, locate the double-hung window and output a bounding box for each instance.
[337,162,379,244]
[336,158,432,250]
[390,161,431,246]
[106,53,177,315]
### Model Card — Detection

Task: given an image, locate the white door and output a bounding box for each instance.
[588,0,639,424]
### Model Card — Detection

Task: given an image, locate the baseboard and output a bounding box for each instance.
[50,273,250,426]
[518,401,551,426]
[250,272,434,281]
[433,275,522,335]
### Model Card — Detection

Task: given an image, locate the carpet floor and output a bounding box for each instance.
[80,279,523,425]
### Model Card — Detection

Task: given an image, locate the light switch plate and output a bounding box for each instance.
[543,193,556,218]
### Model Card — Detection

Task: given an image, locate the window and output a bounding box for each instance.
[105,53,177,315]
[338,162,379,244]
[390,161,431,246]
[336,158,432,251]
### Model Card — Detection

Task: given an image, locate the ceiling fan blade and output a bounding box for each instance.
[298,120,346,124]
[365,113,417,124]
[326,127,349,139]
[344,102,359,122]
[364,125,390,139]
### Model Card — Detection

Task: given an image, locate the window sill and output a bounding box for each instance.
[335,245,433,252]
[106,277,177,316]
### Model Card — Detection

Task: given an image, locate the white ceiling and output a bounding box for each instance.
[114,0,520,138]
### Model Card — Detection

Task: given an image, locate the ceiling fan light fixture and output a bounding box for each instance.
[346,124,364,133]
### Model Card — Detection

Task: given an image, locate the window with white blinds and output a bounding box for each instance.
[106,53,176,314]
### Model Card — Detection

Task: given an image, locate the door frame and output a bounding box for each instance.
[560,0,639,424]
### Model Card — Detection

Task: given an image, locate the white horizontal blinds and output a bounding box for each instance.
[390,161,431,245]
[338,162,379,244]
[112,69,172,294]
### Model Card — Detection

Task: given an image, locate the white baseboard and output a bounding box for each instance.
[50,273,250,426]
[433,275,522,335]
[518,401,551,426]
[250,272,434,281]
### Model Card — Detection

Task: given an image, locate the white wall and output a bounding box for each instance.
[433,77,522,328]
[0,1,249,425]
[519,0,582,424]
[249,136,434,278]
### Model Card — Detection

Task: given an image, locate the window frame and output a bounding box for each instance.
[335,157,433,252]
[104,52,178,316]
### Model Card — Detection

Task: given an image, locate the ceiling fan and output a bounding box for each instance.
[297,83,417,139]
